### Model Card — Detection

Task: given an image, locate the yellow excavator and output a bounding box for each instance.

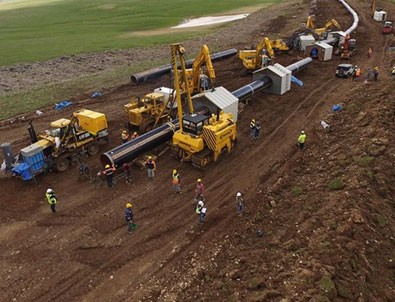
[238,37,289,71]
[306,15,341,36]
[170,43,237,169]
[183,44,216,95]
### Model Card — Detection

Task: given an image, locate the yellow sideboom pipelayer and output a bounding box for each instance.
[170,43,237,169]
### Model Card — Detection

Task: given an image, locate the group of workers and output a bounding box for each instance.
[121,130,139,144]
[45,119,309,230]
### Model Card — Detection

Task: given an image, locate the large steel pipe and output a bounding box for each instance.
[233,58,313,100]
[286,57,313,74]
[131,48,237,85]
[232,78,272,101]
[101,120,179,167]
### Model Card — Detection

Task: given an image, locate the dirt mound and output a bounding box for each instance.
[0,0,394,301]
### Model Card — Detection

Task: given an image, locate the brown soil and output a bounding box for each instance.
[0,0,394,301]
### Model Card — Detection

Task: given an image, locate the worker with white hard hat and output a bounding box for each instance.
[297,130,307,150]
[236,192,245,216]
[45,188,58,213]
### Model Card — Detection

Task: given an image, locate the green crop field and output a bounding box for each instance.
[0,0,280,120]
[0,0,279,66]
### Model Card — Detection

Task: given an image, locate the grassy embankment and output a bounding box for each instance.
[0,0,279,119]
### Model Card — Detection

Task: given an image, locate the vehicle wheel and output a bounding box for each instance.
[87,143,100,156]
[55,157,69,172]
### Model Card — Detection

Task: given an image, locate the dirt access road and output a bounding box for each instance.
[0,0,394,301]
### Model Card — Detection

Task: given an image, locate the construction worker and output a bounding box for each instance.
[199,207,207,224]
[102,164,116,188]
[367,47,372,58]
[297,130,307,150]
[130,132,139,140]
[194,178,204,202]
[46,188,58,213]
[254,121,261,139]
[172,169,182,194]
[250,119,256,140]
[121,130,129,144]
[145,156,156,179]
[352,65,361,81]
[236,192,245,216]
[122,162,132,184]
[373,66,379,81]
[125,203,135,232]
[195,200,206,224]
[355,66,361,79]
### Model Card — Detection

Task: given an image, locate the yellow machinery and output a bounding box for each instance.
[27,109,109,172]
[306,16,341,36]
[124,92,172,132]
[170,43,237,169]
[183,44,216,95]
[238,37,289,71]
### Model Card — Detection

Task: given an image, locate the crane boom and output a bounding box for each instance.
[170,43,194,133]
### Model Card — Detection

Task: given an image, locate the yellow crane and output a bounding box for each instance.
[170,43,237,168]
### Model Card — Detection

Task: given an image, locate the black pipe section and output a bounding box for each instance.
[130,48,237,85]
[232,57,313,101]
[286,57,313,74]
[232,79,272,101]
[100,119,179,167]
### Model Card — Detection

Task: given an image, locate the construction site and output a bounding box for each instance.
[0,0,395,301]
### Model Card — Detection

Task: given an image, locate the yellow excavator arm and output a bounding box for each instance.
[183,44,216,94]
[254,37,275,67]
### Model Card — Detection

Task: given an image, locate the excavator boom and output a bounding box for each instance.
[191,44,216,92]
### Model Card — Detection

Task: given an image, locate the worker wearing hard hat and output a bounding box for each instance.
[125,203,136,232]
[145,156,156,180]
[236,192,245,216]
[249,119,256,140]
[130,132,139,140]
[45,188,58,213]
[121,130,129,144]
[297,130,307,150]
[194,178,205,203]
[172,169,182,194]
[373,66,379,82]
[102,164,116,188]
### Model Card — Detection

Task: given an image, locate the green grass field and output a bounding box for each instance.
[0,0,280,120]
[0,0,278,66]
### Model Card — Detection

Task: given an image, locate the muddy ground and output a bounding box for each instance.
[0,0,394,301]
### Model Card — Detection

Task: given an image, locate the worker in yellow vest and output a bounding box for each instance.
[297,130,307,150]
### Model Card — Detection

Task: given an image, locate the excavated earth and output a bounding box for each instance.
[0,0,394,301]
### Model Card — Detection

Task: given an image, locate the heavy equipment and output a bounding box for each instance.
[340,34,357,59]
[182,44,216,95]
[382,20,394,34]
[305,15,341,37]
[124,45,215,133]
[238,37,289,71]
[124,91,174,133]
[170,43,237,169]
[12,109,109,179]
